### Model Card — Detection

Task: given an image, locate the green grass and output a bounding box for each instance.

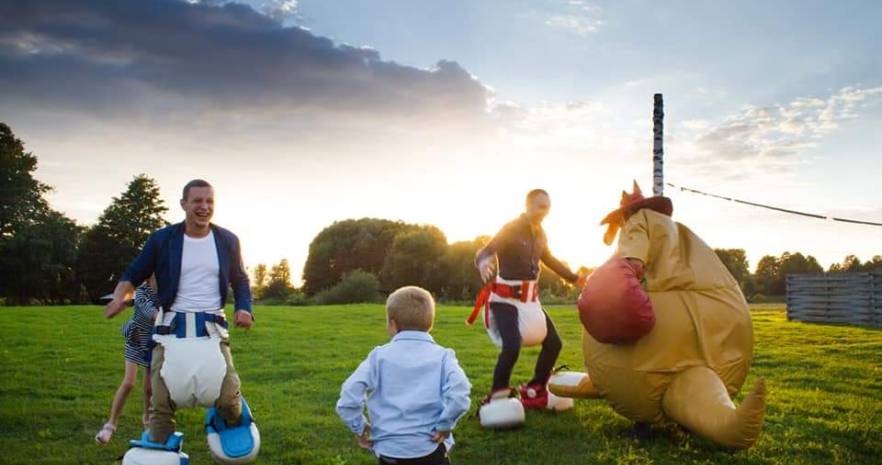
[0,304,879,465]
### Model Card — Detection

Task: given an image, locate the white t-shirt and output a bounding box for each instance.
[171,230,222,313]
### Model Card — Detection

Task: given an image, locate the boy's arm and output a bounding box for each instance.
[335,350,376,439]
[435,349,472,433]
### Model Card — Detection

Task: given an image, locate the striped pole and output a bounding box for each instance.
[652,93,664,196]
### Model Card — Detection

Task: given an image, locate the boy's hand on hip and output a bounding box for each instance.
[357,425,372,450]
[234,310,253,329]
[432,430,450,443]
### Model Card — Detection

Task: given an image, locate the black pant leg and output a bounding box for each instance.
[490,302,521,391]
[531,310,562,386]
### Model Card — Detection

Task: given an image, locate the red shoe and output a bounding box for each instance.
[519,383,548,410]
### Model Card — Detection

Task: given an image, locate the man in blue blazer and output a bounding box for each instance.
[105,179,253,443]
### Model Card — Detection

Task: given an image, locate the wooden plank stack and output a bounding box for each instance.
[786,271,882,328]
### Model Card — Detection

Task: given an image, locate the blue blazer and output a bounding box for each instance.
[121,222,253,313]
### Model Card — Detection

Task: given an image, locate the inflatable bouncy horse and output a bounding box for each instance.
[123,310,260,464]
[549,183,766,449]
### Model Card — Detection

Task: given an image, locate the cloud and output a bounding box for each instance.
[680,85,882,178]
[0,0,490,126]
[544,1,604,36]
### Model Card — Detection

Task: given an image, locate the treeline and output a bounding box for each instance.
[3,121,880,306]
[1,123,168,305]
[251,218,586,305]
[713,249,882,300]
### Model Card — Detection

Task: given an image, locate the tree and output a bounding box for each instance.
[302,218,419,295]
[252,263,268,300]
[843,255,864,272]
[380,225,448,293]
[829,254,882,273]
[754,251,823,295]
[263,259,295,301]
[715,248,750,291]
[0,210,82,304]
[434,237,487,301]
[0,123,83,305]
[314,269,381,304]
[77,175,168,301]
[754,255,779,296]
[0,122,50,238]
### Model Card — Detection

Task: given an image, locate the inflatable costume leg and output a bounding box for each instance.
[661,366,765,449]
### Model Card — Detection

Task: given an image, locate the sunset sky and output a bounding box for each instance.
[2,0,881,283]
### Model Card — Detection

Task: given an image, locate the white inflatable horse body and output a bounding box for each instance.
[123,310,260,465]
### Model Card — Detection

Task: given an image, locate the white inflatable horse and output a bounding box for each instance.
[123,310,260,465]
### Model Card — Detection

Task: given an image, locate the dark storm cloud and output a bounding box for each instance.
[0,0,490,119]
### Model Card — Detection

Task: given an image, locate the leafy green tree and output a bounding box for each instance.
[434,237,487,301]
[314,269,381,304]
[252,263,268,300]
[0,123,50,238]
[0,211,83,304]
[828,254,882,273]
[0,123,83,305]
[754,255,779,296]
[77,175,168,301]
[380,225,447,293]
[753,252,823,296]
[302,218,418,295]
[715,248,750,291]
[263,259,295,301]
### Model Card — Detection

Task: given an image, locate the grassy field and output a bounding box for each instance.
[0,304,879,465]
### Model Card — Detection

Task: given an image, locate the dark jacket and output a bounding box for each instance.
[475,214,578,283]
[121,222,253,313]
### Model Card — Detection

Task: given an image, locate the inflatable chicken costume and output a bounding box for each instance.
[549,182,766,449]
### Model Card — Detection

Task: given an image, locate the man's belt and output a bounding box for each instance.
[155,312,228,338]
[466,280,539,326]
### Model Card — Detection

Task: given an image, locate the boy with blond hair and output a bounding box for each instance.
[336,286,471,465]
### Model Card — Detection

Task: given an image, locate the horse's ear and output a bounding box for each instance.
[621,190,629,205]
[632,180,642,196]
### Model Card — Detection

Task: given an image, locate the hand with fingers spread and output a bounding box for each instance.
[477,257,496,283]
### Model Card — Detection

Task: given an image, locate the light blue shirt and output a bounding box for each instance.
[336,331,472,459]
